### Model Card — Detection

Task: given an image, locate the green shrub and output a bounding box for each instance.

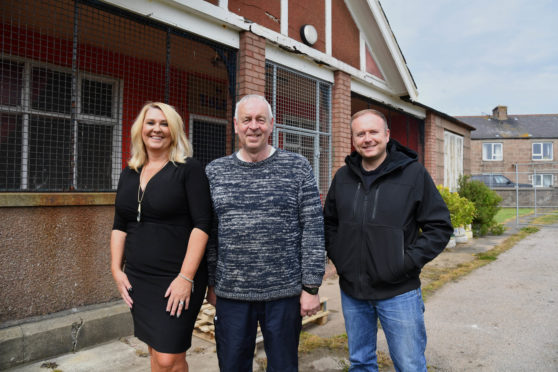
[458,175,502,236]
[437,185,475,228]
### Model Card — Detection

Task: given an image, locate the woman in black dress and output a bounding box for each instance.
[111,102,212,371]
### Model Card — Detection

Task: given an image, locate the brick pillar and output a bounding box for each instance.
[237,31,266,97]
[423,111,442,185]
[331,70,352,176]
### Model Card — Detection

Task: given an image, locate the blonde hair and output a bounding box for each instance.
[128,102,192,171]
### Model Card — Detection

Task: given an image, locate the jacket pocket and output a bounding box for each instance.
[327,222,360,277]
[364,225,405,285]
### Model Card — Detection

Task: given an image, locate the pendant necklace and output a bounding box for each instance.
[137,160,169,222]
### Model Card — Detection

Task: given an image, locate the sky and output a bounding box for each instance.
[379,0,558,116]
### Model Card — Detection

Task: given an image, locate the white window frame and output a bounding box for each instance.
[531,174,554,188]
[482,142,503,161]
[532,142,553,161]
[0,56,122,191]
[443,131,463,192]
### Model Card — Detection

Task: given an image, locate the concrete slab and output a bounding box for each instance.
[0,302,132,370]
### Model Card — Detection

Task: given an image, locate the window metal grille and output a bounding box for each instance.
[1,0,236,192]
[265,62,332,195]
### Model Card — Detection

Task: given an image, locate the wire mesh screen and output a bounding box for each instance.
[0,0,236,191]
[265,62,332,195]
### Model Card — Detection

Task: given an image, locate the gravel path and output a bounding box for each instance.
[424,226,558,372]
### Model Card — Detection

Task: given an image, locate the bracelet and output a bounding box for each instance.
[178,273,195,293]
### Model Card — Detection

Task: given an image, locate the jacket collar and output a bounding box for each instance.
[345,139,417,180]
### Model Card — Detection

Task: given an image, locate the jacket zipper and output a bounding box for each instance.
[371,186,380,220]
[352,183,361,218]
[359,187,368,293]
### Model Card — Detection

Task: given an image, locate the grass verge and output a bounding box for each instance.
[494,207,533,224]
[531,210,558,225]
[421,225,540,301]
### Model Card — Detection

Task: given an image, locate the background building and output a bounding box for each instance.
[1,0,471,336]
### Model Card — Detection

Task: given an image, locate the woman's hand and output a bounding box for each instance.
[112,269,133,309]
[165,276,192,318]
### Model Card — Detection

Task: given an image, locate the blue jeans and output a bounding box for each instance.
[215,296,302,372]
[340,288,427,372]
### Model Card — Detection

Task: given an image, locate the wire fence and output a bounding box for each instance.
[472,163,558,225]
[1,0,335,195]
[1,0,236,192]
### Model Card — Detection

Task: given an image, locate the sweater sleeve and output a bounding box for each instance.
[204,164,218,286]
[299,161,326,286]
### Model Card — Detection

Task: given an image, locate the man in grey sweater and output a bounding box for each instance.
[205,94,325,372]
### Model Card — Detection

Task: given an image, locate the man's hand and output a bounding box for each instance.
[206,286,217,306]
[300,290,321,317]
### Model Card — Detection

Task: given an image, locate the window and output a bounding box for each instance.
[482,143,503,161]
[0,58,121,191]
[532,142,553,161]
[444,131,463,192]
[532,174,554,188]
[189,115,227,167]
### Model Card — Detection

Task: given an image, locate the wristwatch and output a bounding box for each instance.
[302,285,319,295]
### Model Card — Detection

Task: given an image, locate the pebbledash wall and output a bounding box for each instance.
[0,0,471,325]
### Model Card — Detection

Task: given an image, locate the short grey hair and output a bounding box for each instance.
[350,109,389,132]
[234,94,274,121]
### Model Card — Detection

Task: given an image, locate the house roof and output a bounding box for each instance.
[457,114,558,140]
[402,98,475,131]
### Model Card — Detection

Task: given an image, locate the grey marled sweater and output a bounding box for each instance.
[205,149,325,301]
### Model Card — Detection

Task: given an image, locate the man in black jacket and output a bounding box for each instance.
[324,109,453,372]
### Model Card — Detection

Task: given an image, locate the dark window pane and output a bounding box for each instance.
[0,60,23,106]
[31,68,72,114]
[81,80,113,117]
[28,115,72,190]
[192,120,226,166]
[77,123,113,190]
[0,114,22,190]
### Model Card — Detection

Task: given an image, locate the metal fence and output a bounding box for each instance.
[1,0,236,192]
[265,62,332,195]
[472,162,558,224]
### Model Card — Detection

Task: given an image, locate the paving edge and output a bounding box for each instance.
[0,302,133,370]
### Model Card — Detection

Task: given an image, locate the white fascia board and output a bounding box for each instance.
[100,0,402,98]
[266,45,334,83]
[100,0,242,48]
[352,79,425,118]
[248,23,393,92]
[366,0,418,100]
[359,32,366,71]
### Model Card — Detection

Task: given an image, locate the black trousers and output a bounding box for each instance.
[215,295,302,372]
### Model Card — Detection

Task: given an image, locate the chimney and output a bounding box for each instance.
[492,105,508,120]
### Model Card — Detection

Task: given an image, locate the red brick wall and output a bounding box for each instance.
[237,31,266,97]
[331,71,352,175]
[228,0,281,33]
[331,0,360,70]
[424,112,471,185]
[288,0,326,53]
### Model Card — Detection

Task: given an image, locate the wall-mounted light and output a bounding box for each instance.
[300,24,318,46]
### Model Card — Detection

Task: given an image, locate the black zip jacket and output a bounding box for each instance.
[324,139,453,300]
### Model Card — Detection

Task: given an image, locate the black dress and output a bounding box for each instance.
[113,159,212,353]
